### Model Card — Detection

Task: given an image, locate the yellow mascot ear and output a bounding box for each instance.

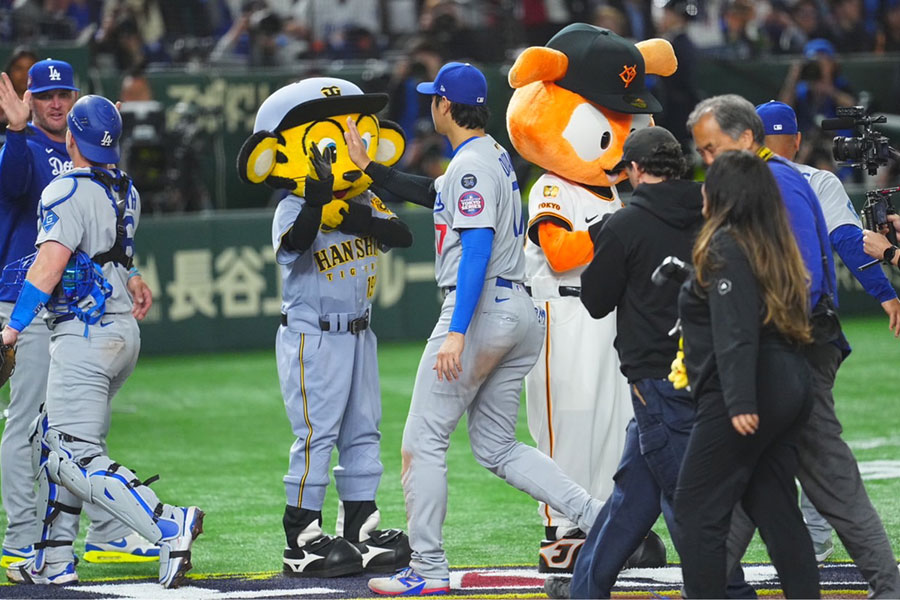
[237,130,279,184]
[508,47,568,88]
[635,39,678,77]
[375,120,406,167]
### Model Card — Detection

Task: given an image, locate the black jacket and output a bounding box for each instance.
[580,178,703,382]
[678,229,799,416]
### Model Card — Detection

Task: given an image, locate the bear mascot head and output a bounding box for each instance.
[507,23,677,190]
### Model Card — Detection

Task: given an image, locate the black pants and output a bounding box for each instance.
[727,341,900,598]
[674,345,819,599]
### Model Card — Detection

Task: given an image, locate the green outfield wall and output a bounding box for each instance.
[135,202,894,355]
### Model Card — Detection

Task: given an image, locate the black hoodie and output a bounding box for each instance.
[580,178,703,382]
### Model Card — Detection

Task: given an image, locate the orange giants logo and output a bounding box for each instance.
[539,538,586,571]
[619,64,637,88]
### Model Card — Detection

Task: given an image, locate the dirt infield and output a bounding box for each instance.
[0,563,871,599]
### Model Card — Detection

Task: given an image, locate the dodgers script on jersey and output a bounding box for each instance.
[273,190,394,323]
[432,135,525,288]
[36,168,140,315]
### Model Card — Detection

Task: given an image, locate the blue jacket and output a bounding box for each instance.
[765,154,837,309]
[0,125,70,301]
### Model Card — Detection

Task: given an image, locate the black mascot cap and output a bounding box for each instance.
[548,23,661,114]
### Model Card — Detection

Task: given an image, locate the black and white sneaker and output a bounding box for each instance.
[283,535,363,578]
[354,529,412,574]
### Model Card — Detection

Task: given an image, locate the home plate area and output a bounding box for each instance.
[0,564,870,599]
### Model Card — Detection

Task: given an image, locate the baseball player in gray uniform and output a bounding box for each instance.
[345,62,603,597]
[0,59,156,568]
[0,95,202,588]
[265,80,415,578]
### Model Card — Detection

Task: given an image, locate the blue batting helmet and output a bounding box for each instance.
[67,95,122,164]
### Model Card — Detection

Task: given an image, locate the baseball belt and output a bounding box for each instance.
[524,286,581,298]
[280,310,370,334]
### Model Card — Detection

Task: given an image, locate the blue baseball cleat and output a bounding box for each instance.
[368,567,450,596]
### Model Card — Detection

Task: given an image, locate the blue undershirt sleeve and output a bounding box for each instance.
[0,129,32,201]
[449,227,494,335]
[831,224,898,303]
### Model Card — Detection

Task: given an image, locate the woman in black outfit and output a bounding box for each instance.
[674,151,820,598]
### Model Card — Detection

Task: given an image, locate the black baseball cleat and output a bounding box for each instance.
[538,529,586,574]
[283,535,363,578]
[622,530,667,569]
[354,528,412,574]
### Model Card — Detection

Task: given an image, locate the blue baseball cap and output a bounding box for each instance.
[416,62,487,106]
[803,38,835,60]
[27,59,79,94]
[755,101,799,135]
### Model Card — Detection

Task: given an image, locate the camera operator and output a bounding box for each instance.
[863,214,900,268]
[757,101,900,332]
[547,127,702,600]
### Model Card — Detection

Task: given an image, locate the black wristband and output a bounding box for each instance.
[883,245,898,264]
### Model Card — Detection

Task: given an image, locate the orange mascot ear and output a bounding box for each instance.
[635,39,677,77]
[508,47,568,88]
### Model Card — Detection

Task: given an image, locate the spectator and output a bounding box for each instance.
[0,47,36,141]
[652,0,701,153]
[592,4,629,38]
[94,0,167,70]
[716,0,766,59]
[876,0,900,52]
[828,0,872,53]
[518,0,572,47]
[294,0,382,58]
[779,38,855,171]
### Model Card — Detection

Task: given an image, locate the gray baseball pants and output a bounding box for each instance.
[0,303,129,550]
[402,283,603,580]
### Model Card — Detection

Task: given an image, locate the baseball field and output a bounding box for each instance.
[0,314,897,597]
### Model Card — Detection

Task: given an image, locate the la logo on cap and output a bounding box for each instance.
[100,131,113,147]
[49,65,61,81]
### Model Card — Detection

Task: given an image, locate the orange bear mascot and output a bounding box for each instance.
[506,23,677,572]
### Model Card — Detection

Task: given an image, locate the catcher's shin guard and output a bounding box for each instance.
[282,505,362,578]
[337,501,411,573]
[42,428,166,545]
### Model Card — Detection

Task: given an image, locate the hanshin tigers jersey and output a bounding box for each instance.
[274,189,396,318]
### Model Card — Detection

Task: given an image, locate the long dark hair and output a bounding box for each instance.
[694,150,812,343]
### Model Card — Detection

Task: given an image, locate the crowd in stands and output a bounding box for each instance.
[1,0,898,207]
[1,1,898,70]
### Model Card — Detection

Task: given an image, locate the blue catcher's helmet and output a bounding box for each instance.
[49,251,112,325]
[67,95,122,164]
[0,252,37,296]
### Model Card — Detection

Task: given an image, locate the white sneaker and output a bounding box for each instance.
[6,557,78,585]
[158,506,204,589]
[84,532,159,563]
[368,567,450,596]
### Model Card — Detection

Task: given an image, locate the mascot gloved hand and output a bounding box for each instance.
[508,24,676,574]
[236,77,407,236]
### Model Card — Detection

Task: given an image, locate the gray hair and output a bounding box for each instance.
[686,94,765,145]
